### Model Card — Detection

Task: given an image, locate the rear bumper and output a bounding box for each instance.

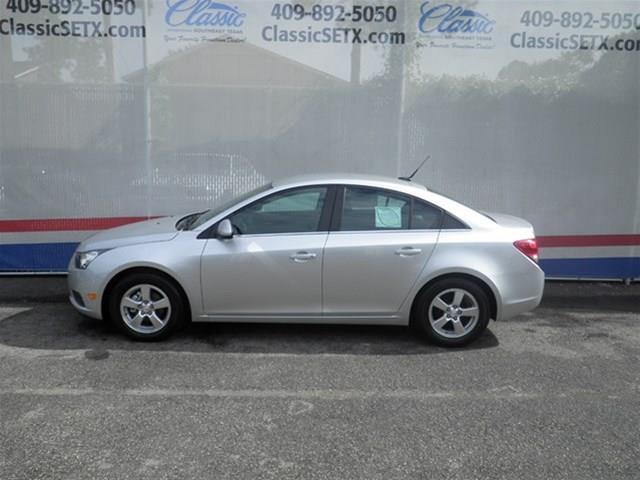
[500,292,543,320]
[497,263,545,320]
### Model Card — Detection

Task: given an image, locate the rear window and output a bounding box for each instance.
[426,188,474,229]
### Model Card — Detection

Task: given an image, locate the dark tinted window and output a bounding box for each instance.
[230,187,327,234]
[340,187,410,231]
[442,213,468,229]
[412,201,443,230]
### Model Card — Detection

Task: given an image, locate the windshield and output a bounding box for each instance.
[179,183,272,230]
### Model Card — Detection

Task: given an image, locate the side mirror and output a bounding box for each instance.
[216,218,234,239]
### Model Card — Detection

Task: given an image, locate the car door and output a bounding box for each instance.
[200,185,333,316]
[322,185,441,317]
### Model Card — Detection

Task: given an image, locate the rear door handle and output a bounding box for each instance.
[290,251,317,262]
[395,247,422,257]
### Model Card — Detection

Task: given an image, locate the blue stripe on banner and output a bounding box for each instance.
[540,257,640,279]
[0,242,79,272]
[0,242,639,278]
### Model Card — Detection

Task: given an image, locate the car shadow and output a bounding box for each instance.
[0,304,499,355]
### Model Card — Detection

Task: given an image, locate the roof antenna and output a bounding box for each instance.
[398,155,430,182]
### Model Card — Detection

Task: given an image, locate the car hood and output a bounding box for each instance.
[79,216,180,251]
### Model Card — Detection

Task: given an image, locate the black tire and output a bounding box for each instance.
[108,272,185,341]
[413,278,490,347]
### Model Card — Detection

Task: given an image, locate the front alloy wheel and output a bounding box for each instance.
[120,284,172,335]
[109,273,185,341]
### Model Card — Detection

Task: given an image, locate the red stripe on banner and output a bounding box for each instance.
[538,234,640,248]
[0,217,154,233]
[0,217,639,248]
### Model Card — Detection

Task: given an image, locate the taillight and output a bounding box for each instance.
[514,238,539,263]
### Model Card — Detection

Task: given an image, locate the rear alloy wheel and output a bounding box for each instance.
[414,278,490,347]
[109,273,185,341]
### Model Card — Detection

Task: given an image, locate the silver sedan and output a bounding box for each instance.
[68,174,544,347]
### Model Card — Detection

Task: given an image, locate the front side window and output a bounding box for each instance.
[229,187,328,235]
[340,187,410,231]
[186,183,272,230]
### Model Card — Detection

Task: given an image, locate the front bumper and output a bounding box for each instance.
[67,265,104,320]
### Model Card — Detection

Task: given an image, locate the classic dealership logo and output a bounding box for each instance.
[165,0,246,28]
[163,0,246,44]
[418,1,495,34]
[416,1,495,49]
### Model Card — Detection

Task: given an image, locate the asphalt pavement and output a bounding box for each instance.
[0,278,638,479]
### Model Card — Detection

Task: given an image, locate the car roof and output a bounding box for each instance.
[272,173,428,197]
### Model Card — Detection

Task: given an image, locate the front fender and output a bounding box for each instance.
[90,234,206,319]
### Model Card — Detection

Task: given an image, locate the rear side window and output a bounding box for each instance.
[442,213,468,229]
[412,200,443,230]
[340,186,410,231]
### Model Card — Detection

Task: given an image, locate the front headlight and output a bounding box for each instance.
[75,250,108,270]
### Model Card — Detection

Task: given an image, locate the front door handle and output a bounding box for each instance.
[395,247,422,257]
[290,251,317,262]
